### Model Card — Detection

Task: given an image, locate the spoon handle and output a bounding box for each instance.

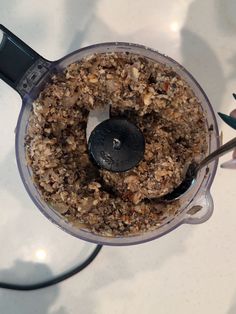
[198,137,236,170]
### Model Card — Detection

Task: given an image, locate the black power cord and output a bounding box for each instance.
[0,245,102,291]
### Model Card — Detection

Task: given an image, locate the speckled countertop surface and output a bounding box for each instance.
[0,1,236,313]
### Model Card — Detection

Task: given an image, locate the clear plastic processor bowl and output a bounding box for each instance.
[0,25,220,245]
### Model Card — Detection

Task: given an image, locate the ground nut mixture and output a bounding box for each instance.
[25,52,207,236]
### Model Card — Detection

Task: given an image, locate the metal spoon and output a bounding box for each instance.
[164,137,236,201]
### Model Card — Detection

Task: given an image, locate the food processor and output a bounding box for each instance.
[0,24,220,246]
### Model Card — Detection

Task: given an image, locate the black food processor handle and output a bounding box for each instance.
[0,25,51,98]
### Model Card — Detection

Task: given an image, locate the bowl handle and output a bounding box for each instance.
[182,191,214,225]
[0,24,51,99]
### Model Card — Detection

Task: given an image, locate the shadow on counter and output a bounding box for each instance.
[227,295,236,314]
[181,0,225,114]
[0,260,67,314]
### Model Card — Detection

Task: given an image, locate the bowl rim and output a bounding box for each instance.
[15,41,220,246]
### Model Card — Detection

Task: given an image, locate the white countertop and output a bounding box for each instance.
[0,0,236,313]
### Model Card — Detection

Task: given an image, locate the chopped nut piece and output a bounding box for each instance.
[131,67,140,80]
[143,92,153,106]
[88,74,98,83]
[88,182,101,192]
